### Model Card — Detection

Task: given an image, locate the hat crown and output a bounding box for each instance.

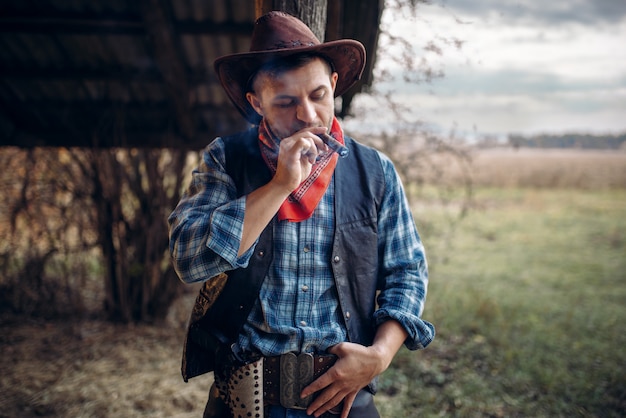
[250,11,321,52]
[214,11,366,124]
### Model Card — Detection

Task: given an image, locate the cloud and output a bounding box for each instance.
[350,62,626,136]
[362,0,626,137]
[437,0,626,26]
[392,67,625,96]
[363,86,626,135]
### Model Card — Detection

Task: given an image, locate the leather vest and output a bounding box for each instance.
[182,128,385,381]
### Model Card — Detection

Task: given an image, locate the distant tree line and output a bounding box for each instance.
[508,133,626,150]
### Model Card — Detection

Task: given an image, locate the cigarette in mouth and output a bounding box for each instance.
[318,133,349,158]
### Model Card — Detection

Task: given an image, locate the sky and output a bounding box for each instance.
[344,0,626,140]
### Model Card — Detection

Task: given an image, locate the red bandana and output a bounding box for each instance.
[258,117,344,222]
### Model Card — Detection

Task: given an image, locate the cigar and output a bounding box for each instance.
[318,133,349,158]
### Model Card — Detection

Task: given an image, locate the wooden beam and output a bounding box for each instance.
[0,16,253,36]
[0,99,246,149]
[0,129,204,149]
[0,67,219,85]
[174,20,253,35]
[0,99,228,114]
[140,0,196,141]
[0,16,144,35]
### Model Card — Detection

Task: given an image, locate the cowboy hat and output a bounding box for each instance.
[214,11,366,125]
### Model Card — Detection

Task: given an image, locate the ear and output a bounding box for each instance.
[330,72,339,93]
[246,92,263,117]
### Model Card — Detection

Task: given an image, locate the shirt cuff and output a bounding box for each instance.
[205,196,256,269]
[373,309,435,350]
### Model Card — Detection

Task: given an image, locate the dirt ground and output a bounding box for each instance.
[0,292,214,418]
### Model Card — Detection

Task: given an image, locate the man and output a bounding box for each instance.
[169,11,434,418]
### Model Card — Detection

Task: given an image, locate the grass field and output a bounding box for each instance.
[1,148,624,417]
[376,149,626,417]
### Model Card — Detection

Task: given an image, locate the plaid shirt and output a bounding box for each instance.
[169,136,434,356]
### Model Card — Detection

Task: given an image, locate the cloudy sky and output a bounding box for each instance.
[345,0,626,140]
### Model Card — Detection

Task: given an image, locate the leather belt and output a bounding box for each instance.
[263,353,337,410]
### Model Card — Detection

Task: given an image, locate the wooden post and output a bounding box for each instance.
[255,0,274,19]
[254,0,327,41]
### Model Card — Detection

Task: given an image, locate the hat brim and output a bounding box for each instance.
[214,39,366,125]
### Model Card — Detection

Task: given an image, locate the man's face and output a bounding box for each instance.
[246,58,339,139]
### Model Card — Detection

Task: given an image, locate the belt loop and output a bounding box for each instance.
[230,342,246,363]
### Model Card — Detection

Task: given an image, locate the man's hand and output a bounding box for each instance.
[272,126,329,193]
[301,342,383,418]
[301,320,408,418]
[238,126,328,256]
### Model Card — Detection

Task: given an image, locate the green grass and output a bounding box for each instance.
[378,187,626,417]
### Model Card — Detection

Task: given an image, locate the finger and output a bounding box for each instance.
[318,133,348,158]
[339,392,357,418]
[299,137,323,164]
[294,127,329,155]
[307,390,346,417]
[327,342,346,357]
[301,371,334,399]
[310,133,329,154]
[301,146,318,164]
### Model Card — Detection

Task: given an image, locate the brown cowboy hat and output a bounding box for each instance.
[214,11,366,125]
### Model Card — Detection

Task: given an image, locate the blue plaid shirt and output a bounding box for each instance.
[169,136,434,356]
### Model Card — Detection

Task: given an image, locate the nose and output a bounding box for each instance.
[296,99,316,123]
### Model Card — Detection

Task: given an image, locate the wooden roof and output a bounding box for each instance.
[0,0,381,149]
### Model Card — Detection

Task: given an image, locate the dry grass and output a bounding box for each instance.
[467,148,626,189]
[2,147,625,417]
[0,290,212,418]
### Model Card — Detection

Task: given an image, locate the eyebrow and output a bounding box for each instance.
[273,85,328,101]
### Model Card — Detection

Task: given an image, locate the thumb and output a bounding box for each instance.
[327,342,346,357]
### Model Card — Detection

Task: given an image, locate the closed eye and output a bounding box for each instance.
[274,99,295,108]
[311,87,328,101]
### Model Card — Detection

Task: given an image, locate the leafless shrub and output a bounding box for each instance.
[0,145,190,321]
[352,0,474,197]
[344,0,475,264]
[0,147,98,317]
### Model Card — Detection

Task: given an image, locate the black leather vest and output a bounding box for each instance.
[183,129,385,381]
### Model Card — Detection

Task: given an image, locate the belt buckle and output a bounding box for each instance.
[280,352,314,410]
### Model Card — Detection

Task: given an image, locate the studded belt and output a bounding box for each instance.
[217,352,339,417]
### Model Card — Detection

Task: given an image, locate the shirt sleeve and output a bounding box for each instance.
[168,137,256,283]
[372,152,435,350]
